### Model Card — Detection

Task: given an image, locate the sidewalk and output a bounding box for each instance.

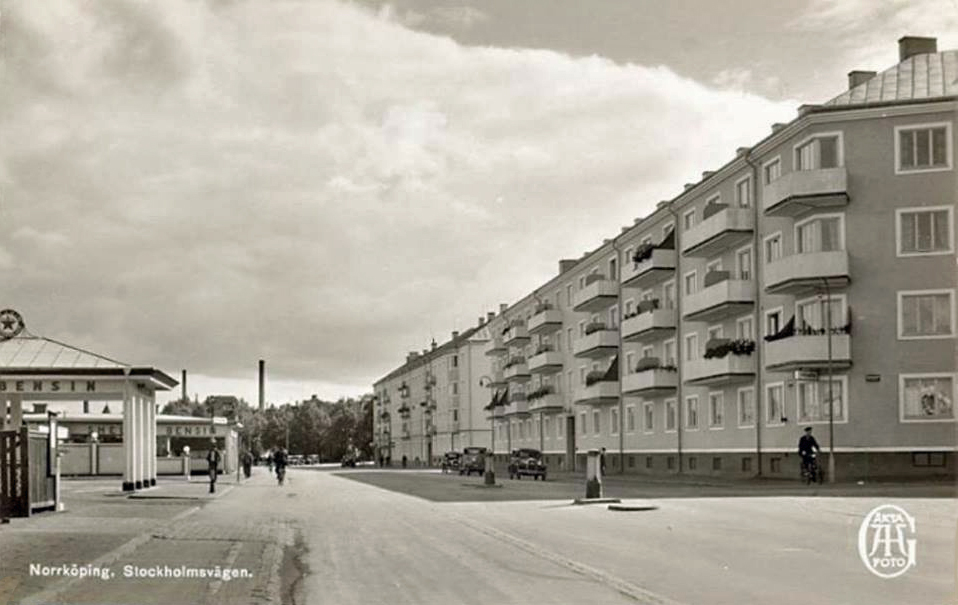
[0,471,286,605]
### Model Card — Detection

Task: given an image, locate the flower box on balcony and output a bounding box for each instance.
[635,356,661,372]
[585,371,608,386]
[637,299,660,314]
[703,269,731,288]
[534,344,554,355]
[584,321,607,335]
[503,356,526,369]
[534,302,554,314]
[632,242,655,263]
[527,385,556,400]
[704,338,755,359]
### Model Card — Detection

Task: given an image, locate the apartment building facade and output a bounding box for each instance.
[374,37,957,478]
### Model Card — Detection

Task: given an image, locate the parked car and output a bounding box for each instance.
[440,451,462,474]
[508,448,547,480]
[459,446,488,476]
[288,454,305,466]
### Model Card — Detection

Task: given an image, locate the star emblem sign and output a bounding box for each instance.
[0,309,24,340]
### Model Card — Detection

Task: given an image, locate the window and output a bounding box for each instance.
[796,295,846,332]
[663,223,675,238]
[624,247,634,266]
[610,408,619,435]
[452,355,459,368]
[737,246,753,280]
[709,392,724,428]
[663,339,676,366]
[688,457,698,470]
[641,345,654,359]
[763,157,781,185]
[796,214,844,253]
[738,387,755,427]
[567,328,573,349]
[646,456,653,469]
[683,209,696,231]
[626,405,636,432]
[898,290,955,339]
[609,305,619,329]
[764,233,782,263]
[900,374,955,422]
[766,383,785,425]
[625,351,635,374]
[795,133,842,170]
[578,321,586,338]
[566,284,573,306]
[644,402,654,432]
[912,452,947,467]
[685,333,698,361]
[663,281,676,310]
[712,457,722,471]
[579,366,587,385]
[684,271,697,296]
[452,409,459,422]
[735,176,751,208]
[896,122,952,173]
[707,325,723,341]
[519,421,525,439]
[593,410,601,435]
[798,377,847,423]
[770,458,782,473]
[558,416,564,439]
[567,370,573,393]
[685,396,699,429]
[667,456,676,470]
[580,412,587,435]
[897,206,954,256]
[450,382,459,395]
[665,399,677,431]
[737,316,754,340]
[765,309,783,338]
[555,291,561,310]
[544,417,551,438]
[741,457,752,472]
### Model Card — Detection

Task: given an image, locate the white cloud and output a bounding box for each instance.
[1,0,795,401]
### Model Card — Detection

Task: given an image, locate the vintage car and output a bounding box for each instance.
[459,446,488,476]
[508,448,547,480]
[440,451,462,474]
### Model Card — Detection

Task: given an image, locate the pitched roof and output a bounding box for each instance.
[825,50,958,107]
[0,336,126,369]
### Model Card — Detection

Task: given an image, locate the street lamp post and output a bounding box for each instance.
[820,277,835,484]
[479,375,496,485]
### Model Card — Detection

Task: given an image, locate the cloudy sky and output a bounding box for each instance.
[2,0,956,407]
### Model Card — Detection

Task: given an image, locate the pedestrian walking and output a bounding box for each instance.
[599,447,607,477]
[241,450,253,479]
[206,439,222,494]
[402,454,408,469]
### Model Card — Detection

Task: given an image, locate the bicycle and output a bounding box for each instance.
[801,454,824,485]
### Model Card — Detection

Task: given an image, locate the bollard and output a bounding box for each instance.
[182,451,191,482]
[585,449,603,499]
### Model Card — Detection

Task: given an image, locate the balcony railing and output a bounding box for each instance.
[682,206,754,258]
[763,168,849,217]
[621,248,676,289]
[503,361,531,383]
[764,250,850,295]
[684,354,756,386]
[765,333,852,372]
[573,329,619,358]
[528,308,563,335]
[683,274,755,322]
[528,391,565,413]
[622,366,678,395]
[503,324,531,347]
[621,307,677,342]
[573,277,618,312]
[574,381,619,406]
[528,350,564,374]
[504,394,530,416]
[485,337,507,357]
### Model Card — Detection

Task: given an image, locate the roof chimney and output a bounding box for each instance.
[451,331,459,340]
[797,104,820,117]
[847,70,877,89]
[430,339,437,351]
[499,303,508,314]
[771,123,786,132]
[736,147,750,156]
[702,171,715,180]
[486,311,495,322]
[683,183,695,190]
[478,316,484,326]
[899,36,936,61]
[559,259,577,273]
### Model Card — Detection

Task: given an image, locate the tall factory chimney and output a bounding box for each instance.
[258,360,266,412]
[181,370,187,403]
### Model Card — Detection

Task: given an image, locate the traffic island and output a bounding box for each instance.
[572,497,621,505]
[608,502,659,512]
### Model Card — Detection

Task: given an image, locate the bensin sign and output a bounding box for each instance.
[858,504,917,578]
[0,380,99,393]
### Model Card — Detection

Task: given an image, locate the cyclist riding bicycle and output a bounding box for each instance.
[798,426,821,477]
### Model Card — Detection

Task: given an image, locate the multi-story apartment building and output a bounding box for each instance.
[374,37,957,479]
[372,321,496,465]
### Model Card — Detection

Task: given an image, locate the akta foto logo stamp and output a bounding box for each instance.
[858,504,917,579]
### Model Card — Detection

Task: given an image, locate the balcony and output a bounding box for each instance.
[528,350,564,375]
[763,168,849,217]
[622,367,678,396]
[503,360,531,383]
[574,381,619,406]
[682,206,754,258]
[503,324,531,347]
[503,394,530,417]
[765,333,852,372]
[573,328,618,358]
[622,307,676,343]
[487,371,507,389]
[764,250,850,295]
[485,336,507,357]
[573,277,618,312]
[528,391,565,413]
[684,355,756,386]
[528,308,563,335]
[683,274,754,322]
[621,248,677,289]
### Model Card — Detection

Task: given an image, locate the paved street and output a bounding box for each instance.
[0,468,954,605]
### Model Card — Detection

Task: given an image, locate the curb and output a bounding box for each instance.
[572,497,621,505]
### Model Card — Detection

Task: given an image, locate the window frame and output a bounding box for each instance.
[897,289,956,340]
[795,293,848,331]
[734,174,752,208]
[762,156,782,185]
[899,373,957,423]
[764,307,784,339]
[737,386,756,428]
[793,212,846,254]
[765,382,786,427]
[894,121,953,175]
[643,402,654,434]
[763,231,783,264]
[736,315,754,340]
[685,395,700,430]
[683,208,696,232]
[684,270,697,296]
[796,375,849,425]
[792,131,845,171]
[626,404,636,433]
[664,398,677,433]
[895,205,955,257]
[736,244,753,280]
[708,391,725,429]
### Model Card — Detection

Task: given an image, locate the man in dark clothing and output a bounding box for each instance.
[273,447,288,485]
[599,448,607,477]
[798,427,821,475]
[206,439,222,494]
